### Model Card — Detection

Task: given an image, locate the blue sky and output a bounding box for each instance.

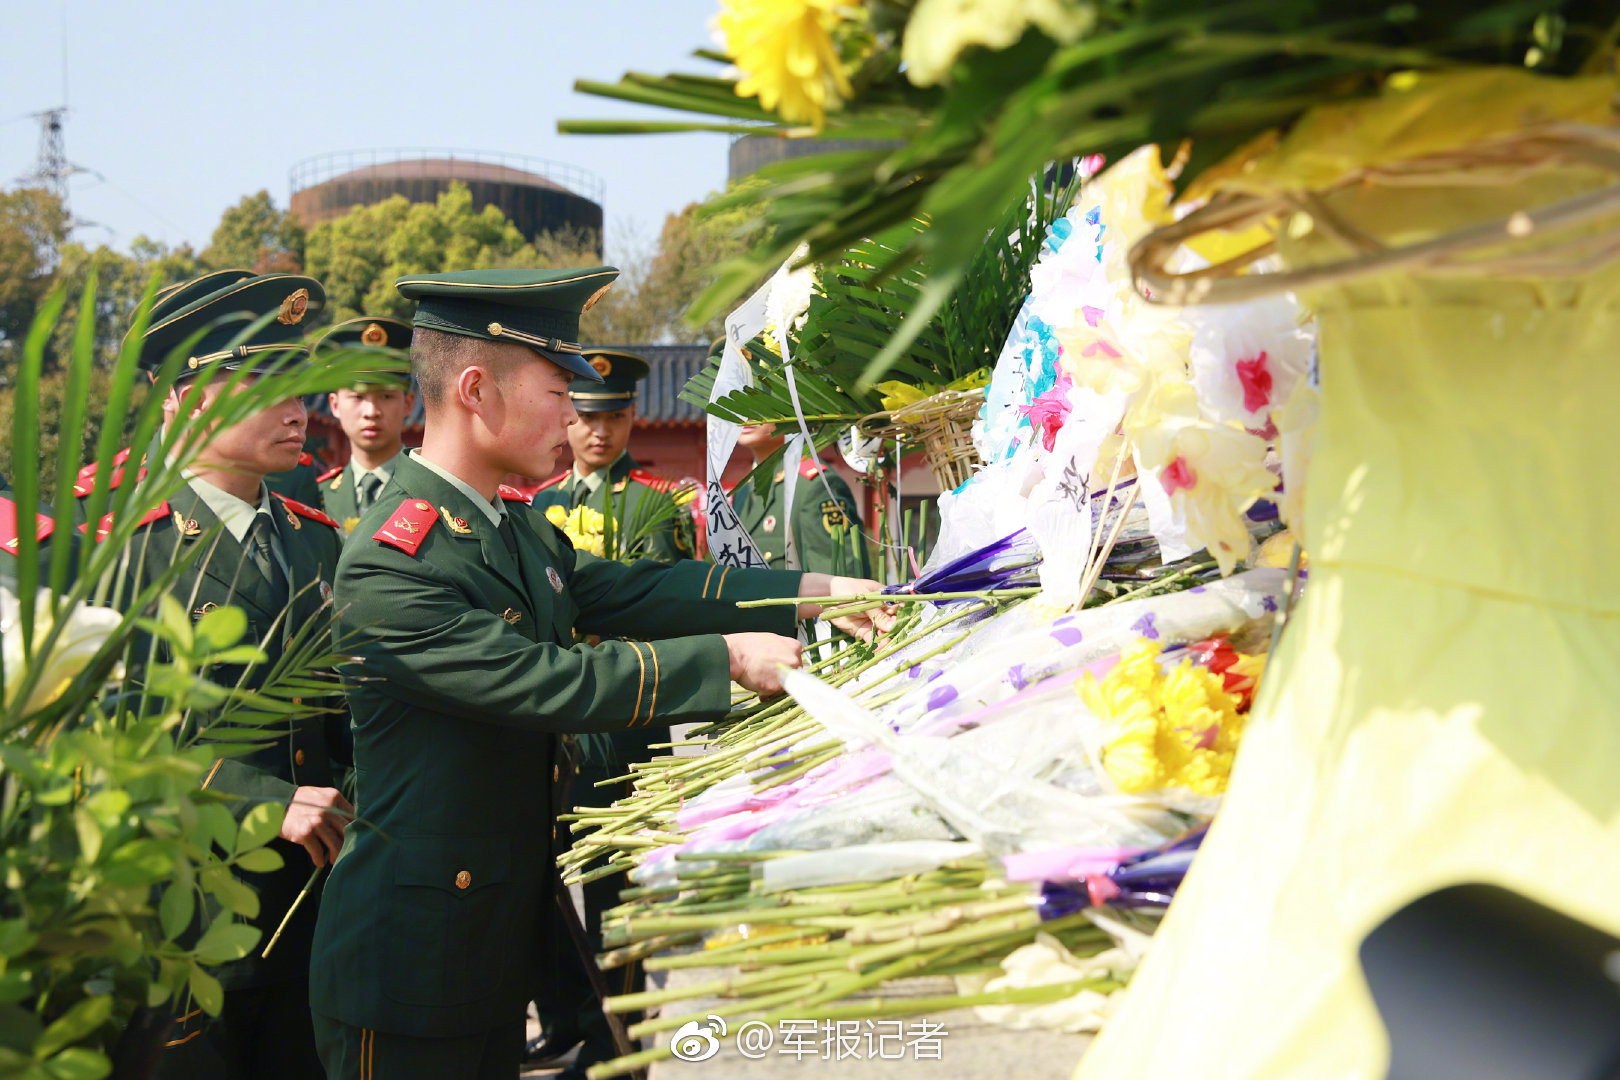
[1,0,733,262]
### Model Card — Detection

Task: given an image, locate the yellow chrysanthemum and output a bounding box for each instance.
[1077,639,1249,796]
[718,0,857,128]
[545,504,606,557]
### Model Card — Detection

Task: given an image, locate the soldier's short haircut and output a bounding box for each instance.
[411,328,516,409]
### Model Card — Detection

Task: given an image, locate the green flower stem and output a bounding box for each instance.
[640,929,829,970]
[596,931,704,971]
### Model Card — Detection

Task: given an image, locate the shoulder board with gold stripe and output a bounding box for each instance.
[297,452,315,467]
[534,471,569,492]
[497,485,533,504]
[316,465,343,483]
[275,493,341,528]
[82,500,171,541]
[629,468,683,493]
[374,498,438,555]
[73,464,148,498]
[0,496,54,553]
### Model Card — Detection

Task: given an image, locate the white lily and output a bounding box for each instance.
[1,586,124,717]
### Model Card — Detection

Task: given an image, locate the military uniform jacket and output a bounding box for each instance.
[109,483,350,991]
[532,452,693,563]
[308,453,801,1037]
[316,456,400,536]
[732,459,871,576]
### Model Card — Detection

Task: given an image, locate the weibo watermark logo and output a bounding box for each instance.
[670,1016,727,1062]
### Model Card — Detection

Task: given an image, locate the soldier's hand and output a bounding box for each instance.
[796,575,899,642]
[281,786,354,868]
[724,632,803,698]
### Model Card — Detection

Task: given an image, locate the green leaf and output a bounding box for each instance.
[33,996,112,1059]
[155,595,194,656]
[193,606,247,653]
[82,790,130,824]
[187,966,224,1017]
[73,810,102,865]
[232,847,284,874]
[43,1048,111,1080]
[0,971,32,1006]
[235,802,282,855]
[200,869,259,920]
[159,883,195,942]
[195,802,237,856]
[191,921,259,966]
[0,1003,42,1052]
[0,921,39,959]
[100,840,173,886]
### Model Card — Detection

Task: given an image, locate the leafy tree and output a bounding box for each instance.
[303,179,761,345]
[201,190,304,273]
[45,237,199,369]
[0,187,71,368]
[305,182,561,323]
[635,191,767,343]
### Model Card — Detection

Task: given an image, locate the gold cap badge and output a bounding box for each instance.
[277,288,310,325]
[361,322,387,347]
[589,355,612,377]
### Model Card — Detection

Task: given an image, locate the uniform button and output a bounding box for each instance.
[762,551,773,561]
[294,749,306,766]
[552,765,560,782]
[455,870,471,890]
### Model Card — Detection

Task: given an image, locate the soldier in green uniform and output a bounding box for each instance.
[522,347,697,1071]
[731,421,872,576]
[95,271,354,1079]
[531,347,694,563]
[312,316,415,534]
[70,269,327,515]
[306,267,889,1079]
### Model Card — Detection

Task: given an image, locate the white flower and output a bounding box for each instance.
[1,587,123,716]
[1187,294,1313,431]
[955,930,1135,1033]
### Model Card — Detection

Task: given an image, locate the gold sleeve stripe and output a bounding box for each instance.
[701,563,718,599]
[629,642,647,726]
[715,567,731,599]
[201,758,223,790]
[363,1027,374,1080]
[644,643,661,726]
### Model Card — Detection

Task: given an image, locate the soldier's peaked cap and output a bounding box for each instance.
[394,267,619,383]
[131,270,325,380]
[570,348,649,412]
[313,316,413,387]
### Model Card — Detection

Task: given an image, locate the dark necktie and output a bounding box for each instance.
[357,472,382,512]
[496,512,520,556]
[246,514,288,607]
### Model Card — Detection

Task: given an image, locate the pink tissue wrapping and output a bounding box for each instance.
[1002,847,1145,883]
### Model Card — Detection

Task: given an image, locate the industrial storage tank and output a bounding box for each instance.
[289,149,605,251]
